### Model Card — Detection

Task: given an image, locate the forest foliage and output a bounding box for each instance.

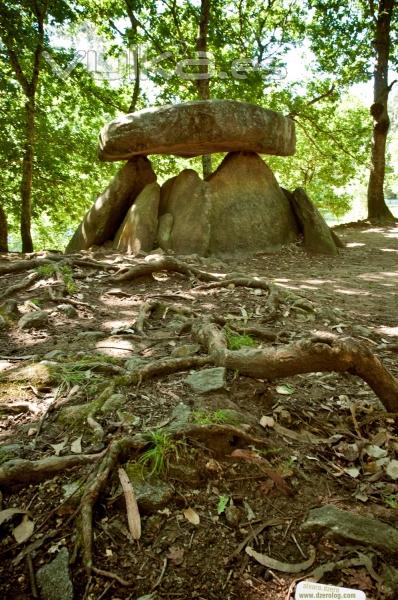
[0,0,397,250]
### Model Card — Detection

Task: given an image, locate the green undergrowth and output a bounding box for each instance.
[51,355,120,388]
[139,431,184,476]
[192,409,239,426]
[36,263,77,294]
[225,328,257,350]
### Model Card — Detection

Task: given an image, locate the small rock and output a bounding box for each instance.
[57,304,78,318]
[301,505,398,554]
[0,299,20,318]
[18,310,49,330]
[171,344,201,358]
[36,547,73,600]
[123,470,174,513]
[167,463,201,484]
[100,393,125,413]
[352,324,372,337]
[77,331,105,340]
[382,564,398,595]
[225,504,243,527]
[124,356,148,371]
[185,367,226,393]
[44,350,64,360]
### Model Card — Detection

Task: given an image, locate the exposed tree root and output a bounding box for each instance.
[136,298,282,342]
[113,258,314,325]
[120,355,212,385]
[0,272,41,301]
[79,437,141,573]
[193,321,398,412]
[0,452,106,487]
[113,256,221,283]
[0,253,118,278]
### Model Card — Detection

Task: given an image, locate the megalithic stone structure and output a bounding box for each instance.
[67,100,341,255]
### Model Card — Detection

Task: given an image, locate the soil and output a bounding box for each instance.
[0,223,397,600]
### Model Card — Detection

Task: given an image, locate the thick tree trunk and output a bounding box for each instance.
[196,0,212,179]
[0,203,9,252]
[367,0,396,223]
[20,95,35,252]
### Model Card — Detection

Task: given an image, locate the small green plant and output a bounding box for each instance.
[139,431,180,476]
[225,328,257,350]
[384,494,398,509]
[36,263,77,294]
[217,495,230,515]
[52,357,116,388]
[192,409,235,425]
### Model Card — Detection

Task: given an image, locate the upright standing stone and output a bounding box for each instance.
[114,182,160,253]
[159,169,211,255]
[99,100,296,160]
[284,187,340,255]
[66,157,156,252]
[207,152,298,255]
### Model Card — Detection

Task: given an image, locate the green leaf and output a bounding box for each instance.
[217,495,230,515]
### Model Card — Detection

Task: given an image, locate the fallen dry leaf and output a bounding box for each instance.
[70,436,82,454]
[118,467,141,539]
[183,507,200,525]
[260,415,275,428]
[13,515,34,544]
[246,544,316,573]
[167,545,185,565]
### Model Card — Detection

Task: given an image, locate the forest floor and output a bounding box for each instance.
[0,223,397,600]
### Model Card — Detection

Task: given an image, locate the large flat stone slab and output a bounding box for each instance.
[99,100,296,161]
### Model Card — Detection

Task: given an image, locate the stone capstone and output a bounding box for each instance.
[98,100,296,161]
[113,182,160,253]
[66,156,156,252]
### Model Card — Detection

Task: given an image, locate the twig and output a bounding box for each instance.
[92,566,134,587]
[151,558,168,591]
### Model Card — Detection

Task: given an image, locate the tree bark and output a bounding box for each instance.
[0,1,47,252]
[367,0,396,223]
[196,0,212,178]
[20,95,35,252]
[0,203,9,252]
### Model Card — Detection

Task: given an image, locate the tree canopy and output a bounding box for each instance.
[0,0,397,250]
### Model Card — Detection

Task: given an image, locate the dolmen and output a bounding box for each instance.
[66,100,341,256]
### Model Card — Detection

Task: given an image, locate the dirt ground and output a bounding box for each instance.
[0,223,397,600]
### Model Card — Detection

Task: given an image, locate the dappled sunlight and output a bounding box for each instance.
[95,337,134,358]
[334,287,371,296]
[374,326,398,338]
[346,242,365,247]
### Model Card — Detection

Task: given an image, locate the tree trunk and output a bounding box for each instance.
[196,0,212,179]
[20,95,35,253]
[128,48,140,113]
[0,203,9,253]
[367,0,396,223]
